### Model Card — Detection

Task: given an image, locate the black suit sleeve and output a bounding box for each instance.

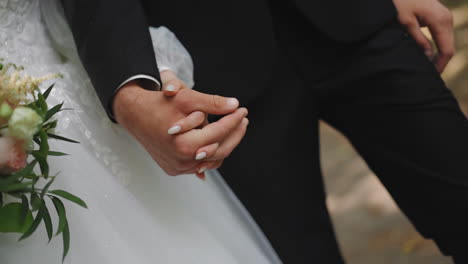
[60,0,160,120]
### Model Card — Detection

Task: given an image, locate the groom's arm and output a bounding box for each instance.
[60,0,160,119]
[60,0,249,177]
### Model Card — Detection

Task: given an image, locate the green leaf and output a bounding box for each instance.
[47,133,79,144]
[30,192,41,211]
[0,203,33,233]
[39,130,49,156]
[40,177,55,199]
[0,161,37,188]
[49,190,87,209]
[32,152,49,178]
[42,120,58,131]
[42,204,53,242]
[48,151,68,156]
[0,193,3,207]
[19,200,45,240]
[45,102,63,121]
[20,195,30,225]
[37,91,48,114]
[50,196,66,235]
[62,220,70,262]
[0,182,33,192]
[24,173,38,180]
[43,83,54,99]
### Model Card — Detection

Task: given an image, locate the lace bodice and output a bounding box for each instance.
[0,0,136,184]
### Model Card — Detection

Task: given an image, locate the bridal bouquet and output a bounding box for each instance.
[0,59,86,261]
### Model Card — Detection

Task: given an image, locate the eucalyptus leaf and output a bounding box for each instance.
[49,190,87,209]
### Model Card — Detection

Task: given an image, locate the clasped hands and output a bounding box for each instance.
[113,70,248,180]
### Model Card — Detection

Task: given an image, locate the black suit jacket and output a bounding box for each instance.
[61,0,397,118]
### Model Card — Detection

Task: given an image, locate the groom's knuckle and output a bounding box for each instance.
[216,122,230,136]
[436,10,451,24]
[174,89,191,105]
[400,16,415,27]
[441,9,453,24]
[211,95,223,109]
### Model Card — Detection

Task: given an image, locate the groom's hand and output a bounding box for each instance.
[393,0,454,73]
[112,80,248,177]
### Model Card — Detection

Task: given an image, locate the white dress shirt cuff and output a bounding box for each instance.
[115,74,161,92]
[110,74,161,121]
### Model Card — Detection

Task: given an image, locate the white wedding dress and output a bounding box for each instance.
[0,0,281,263]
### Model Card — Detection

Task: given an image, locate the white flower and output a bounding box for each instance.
[0,102,12,118]
[8,107,43,140]
[0,61,60,106]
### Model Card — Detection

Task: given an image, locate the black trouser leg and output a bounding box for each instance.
[219,56,345,264]
[319,22,468,263]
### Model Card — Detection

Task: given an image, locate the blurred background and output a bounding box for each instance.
[321,1,468,263]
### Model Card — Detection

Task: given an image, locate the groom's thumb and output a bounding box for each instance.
[176,89,239,115]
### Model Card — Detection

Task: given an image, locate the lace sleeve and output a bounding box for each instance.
[149,26,195,89]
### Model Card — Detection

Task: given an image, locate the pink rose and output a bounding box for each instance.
[0,137,27,174]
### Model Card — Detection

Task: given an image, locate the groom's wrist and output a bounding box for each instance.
[109,76,161,122]
[112,81,152,124]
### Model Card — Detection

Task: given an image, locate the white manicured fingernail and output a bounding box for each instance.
[166,85,176,92]
[167,125,181,135]
[227,98,239,108]
[195,152,207,160]
[198,167,207,173]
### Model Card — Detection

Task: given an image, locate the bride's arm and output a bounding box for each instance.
[60,0,161,120]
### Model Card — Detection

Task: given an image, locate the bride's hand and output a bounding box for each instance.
[159,71,248,179]
[112,80,248,179]
[160,70,186,97]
